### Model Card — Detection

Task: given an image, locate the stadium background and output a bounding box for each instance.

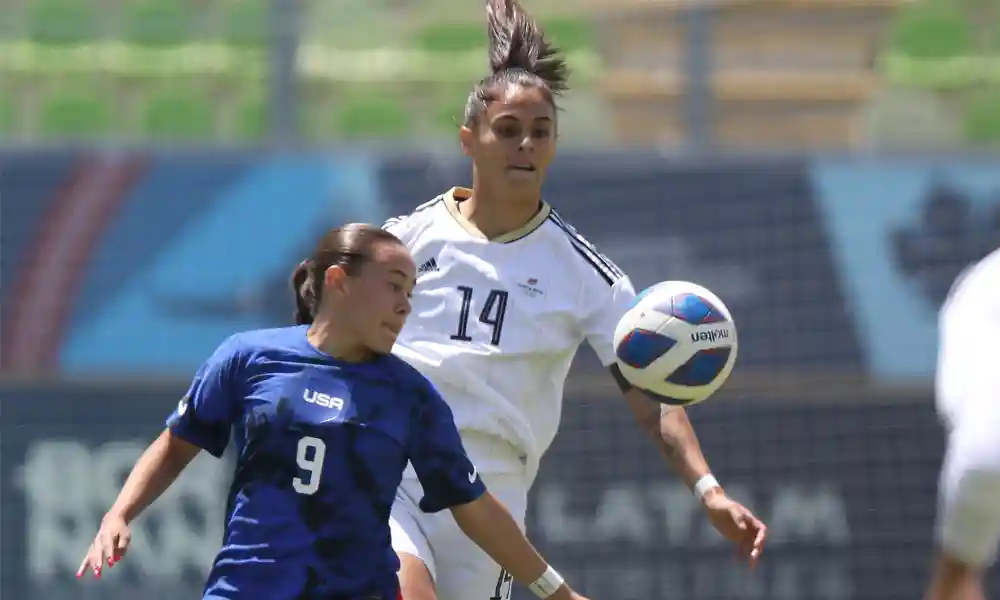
[2,0,1000,598]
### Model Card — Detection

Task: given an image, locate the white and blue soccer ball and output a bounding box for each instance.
[613,281,738,406]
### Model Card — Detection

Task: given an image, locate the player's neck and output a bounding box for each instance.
[464,182,541,240]
[306,320,374,363]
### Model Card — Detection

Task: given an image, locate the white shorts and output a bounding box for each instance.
[390,469,529,600]
[937,409,1000,568]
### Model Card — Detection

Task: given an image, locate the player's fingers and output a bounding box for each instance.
[111,531,130,564]
[740,510,764,537]
[79,545,102,579]
[737,540,753,562]
[95,533,117,574]
[76,553,93,578]
[731,508,748,530]
[748,524,767,567]
[752,522,768,549]
[105,533,119,566]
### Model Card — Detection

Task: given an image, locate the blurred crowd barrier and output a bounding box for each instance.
[1,0,999,149]
[1,149,999,598]
[0,376,957,600]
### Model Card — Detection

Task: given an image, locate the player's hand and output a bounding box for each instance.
[702,491,767,568]
[76,512,132,579]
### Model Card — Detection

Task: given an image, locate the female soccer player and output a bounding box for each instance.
[76,224,588,600]
[382,1,769,599]
[925,248,1000,600]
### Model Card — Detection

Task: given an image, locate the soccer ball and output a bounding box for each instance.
[613,281,738,406]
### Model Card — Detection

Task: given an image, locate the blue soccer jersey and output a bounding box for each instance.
[165,325,486,600]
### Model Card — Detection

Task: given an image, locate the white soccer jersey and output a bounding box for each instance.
[936,247,1000,427]
[935,248,1000,567]
[384,187,635,477]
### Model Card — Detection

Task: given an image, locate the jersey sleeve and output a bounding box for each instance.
[582,275,638,366]
[408,382,487,513]
[381,214,411,243]
[936,256,1000,425]
[165,335,245,458]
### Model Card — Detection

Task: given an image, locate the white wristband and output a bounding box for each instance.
[529,565,565,598]
[693,474,720,500]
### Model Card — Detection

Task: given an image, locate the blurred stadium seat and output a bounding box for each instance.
[141,88,216,140]
[891,1,974,58]
[124,0,191,47]
[26,0,95,46]
[964,88,1000,143]
[592,0,898,149]
[0,0,996,145]
[40,87,116,138]
[0,96,14,137]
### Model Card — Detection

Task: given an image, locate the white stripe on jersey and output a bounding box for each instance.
[548,211,624,286]
[382,196,444,230]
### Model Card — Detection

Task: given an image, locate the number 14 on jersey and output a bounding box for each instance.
[450,286,509,346]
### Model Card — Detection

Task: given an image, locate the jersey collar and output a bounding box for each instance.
[442,187,551,244]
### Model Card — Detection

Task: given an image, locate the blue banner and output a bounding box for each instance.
[811,159,1000,379]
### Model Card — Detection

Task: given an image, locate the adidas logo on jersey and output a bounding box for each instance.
[418,258,439,275]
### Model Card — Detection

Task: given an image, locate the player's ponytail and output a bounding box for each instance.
[291,260,316,325]
[464,0,569,126]
[290,224,405,325]
[486,0,568,90]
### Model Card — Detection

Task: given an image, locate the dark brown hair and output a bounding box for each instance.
[290,224,403,325]
[463,0,570,126]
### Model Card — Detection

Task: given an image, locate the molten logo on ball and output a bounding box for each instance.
[613,281,738,406]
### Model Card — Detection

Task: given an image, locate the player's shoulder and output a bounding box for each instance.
[381,192,449,239]
[218,325,313,362]
[944,248,1000,314]
[540,209,627,288]
[228,325,301,347]
[969,247,1000,285]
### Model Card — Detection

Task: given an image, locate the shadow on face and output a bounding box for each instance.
[344,240,416,354]
[461,85,558,191]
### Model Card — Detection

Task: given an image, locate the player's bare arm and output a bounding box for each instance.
[451,492,589,600]
[611,370,709,484]
[611,364,767,567]
[77,429,201,578]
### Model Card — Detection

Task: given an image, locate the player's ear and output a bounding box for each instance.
[459,125,474,156]
[323,265,349,295]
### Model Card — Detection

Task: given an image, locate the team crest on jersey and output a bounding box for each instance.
[518,278,544,298]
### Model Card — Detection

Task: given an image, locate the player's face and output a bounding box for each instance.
[350,241,416,354]
[462,84,557,191]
